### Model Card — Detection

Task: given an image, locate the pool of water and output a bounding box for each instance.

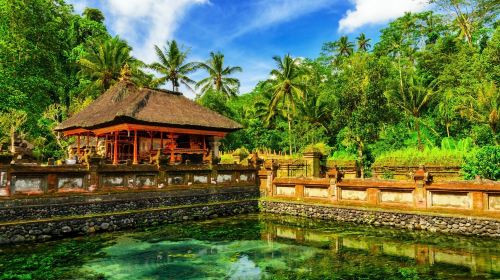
[0,214,499,279]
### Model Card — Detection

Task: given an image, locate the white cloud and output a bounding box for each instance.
[338,0,428,33]
[105,0,209,63]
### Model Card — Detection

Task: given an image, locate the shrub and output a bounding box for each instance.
[303,142,332,156]
[327,151,357,167]
[373,147,468,167]
[462,146,500,180]
[232,147,249,159]
[220,154,234,164]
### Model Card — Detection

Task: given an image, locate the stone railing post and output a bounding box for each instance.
[413,165,431,209]
[88,157,102,192]
[471,176,486,213]
[327,166,343,202]
[258,163,277,197]
[47,173,57,194]
[367,188,380,206]
[295,184,304,201]
[303,152,322,178]
[0,163,12,197]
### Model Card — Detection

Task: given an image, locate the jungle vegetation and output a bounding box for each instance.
[0,0,498,178]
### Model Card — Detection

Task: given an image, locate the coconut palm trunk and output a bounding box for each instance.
[287,101,292,155]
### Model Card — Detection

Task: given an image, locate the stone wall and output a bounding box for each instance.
[0,163,257,197]
[0,162,261,244]
[265,168,500,219]
[0,200,258,244]
[260,200,500,237]
[0,185,258,222]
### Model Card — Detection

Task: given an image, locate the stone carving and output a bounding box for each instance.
[149,149,162,166]
[81,148,95,167]
[96,140,106,157]
[11,132,33,159]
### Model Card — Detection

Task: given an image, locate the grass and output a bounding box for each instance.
[373,147,469,168]
[327,151,357,167]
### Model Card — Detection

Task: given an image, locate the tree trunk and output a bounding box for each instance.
[416,117,422,151]
[287,102,292,155]
[446,122,450,138]
[357,142,364,179]
[398,55,404,96]
[10,127,15,155]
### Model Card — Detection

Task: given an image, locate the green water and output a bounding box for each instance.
[0,214,499,280]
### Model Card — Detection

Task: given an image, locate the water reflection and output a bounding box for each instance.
[268,223,499,275]
[78,214,499,279]
[1,214,498,280]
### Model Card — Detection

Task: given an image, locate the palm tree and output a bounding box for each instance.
[335,36,355,57]
[384,75,437,150]
[458,82,499,145]
[195,51,242,98]
[78,36,134,92]
[437,90,458,137]
[264,54,305,154]
[149,40,197,92]
[356,33,371,52]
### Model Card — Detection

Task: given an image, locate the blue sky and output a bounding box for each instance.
[69,0,428,97]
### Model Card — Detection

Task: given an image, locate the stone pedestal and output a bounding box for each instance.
[303,152,322,178]
[209,136,222,160]
[327,166,343,202]
[413,165,431,209]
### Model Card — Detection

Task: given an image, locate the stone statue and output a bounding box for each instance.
[81,148,95,167]
[96,140,106,157]
[149,149,161,166]
[67,146,75,160]
[11,132,33,159]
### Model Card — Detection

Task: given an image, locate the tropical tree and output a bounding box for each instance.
[321,36,355,64]
[356,33,371,52]
[437,89,459,137]
[149,40,198,92]
[78,36,135,93]
[195,51,242,97]
[264,54,305,154]
[0,110,27,154]
[83,7,105,23]
[429,0,498,46]
[458,82,499,145]
[384,74,437,150]
[335,36,355,57]
[337,52,389,178]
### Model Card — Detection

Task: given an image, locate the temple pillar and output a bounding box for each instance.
[168,133,177,163]
[133,130,138,165]
[77,134,81,157]
[113,131,118,164]
[209,136,222,159]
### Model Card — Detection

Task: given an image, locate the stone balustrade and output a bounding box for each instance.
[0,162,256,198]
[266,167,500,219]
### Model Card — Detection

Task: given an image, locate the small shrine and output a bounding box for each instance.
[55,69,241,164]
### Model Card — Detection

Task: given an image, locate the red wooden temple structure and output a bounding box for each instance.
[55,72,241,164]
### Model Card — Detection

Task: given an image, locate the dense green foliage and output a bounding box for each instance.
[205,2,499,179]
[0,0,498,179]
[462,145,500,180]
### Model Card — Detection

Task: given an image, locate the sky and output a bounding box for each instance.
[68,0,429,98]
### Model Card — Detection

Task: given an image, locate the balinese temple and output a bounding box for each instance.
[55,70,241,164]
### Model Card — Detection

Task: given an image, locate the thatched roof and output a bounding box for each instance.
[56,79,242,132]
